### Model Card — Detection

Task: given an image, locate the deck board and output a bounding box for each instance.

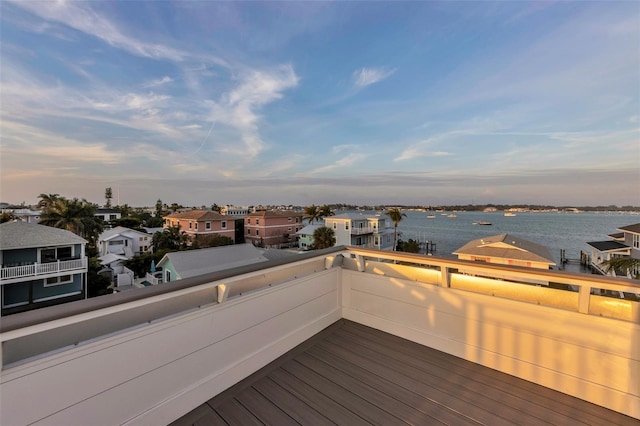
[172,319,638,426]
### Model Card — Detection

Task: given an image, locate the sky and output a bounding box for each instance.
[1,1,639,208]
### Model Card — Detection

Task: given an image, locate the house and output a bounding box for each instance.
[296,224,322,250]
[157,243,268,283]
[220,205,251,216]
[0,221,88,316]
[324,213,394,250]
[245,210,303,248]
[1,208,42,223]
[163,210,235,242]
[453,233,556,270]
[587,222,640,277]
[98,226,153,258]
[94,208,122,222]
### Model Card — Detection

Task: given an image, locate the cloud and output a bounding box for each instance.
[9,1,227,66]
[353,67,396,87]
[394,136,454,162]
[143,76,174,88]
[309,153,367,174]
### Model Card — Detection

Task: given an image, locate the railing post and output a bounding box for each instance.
[440,266,450,288]
[217,284,229,303]
[355,255,365,272]
[578,284,590,314]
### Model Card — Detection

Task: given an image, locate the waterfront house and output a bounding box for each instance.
[98,226,152,258]
[163,210,236,242]
[0,221,87,316]
[453,233,556,270]
[588,222,640,277]
[1,247,637,424]
[156,243,268,283]
[324,213,394,250]
[245,210,303,248]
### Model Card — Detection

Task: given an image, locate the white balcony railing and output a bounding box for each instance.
[1,247,638,425]
[0,258,87,282]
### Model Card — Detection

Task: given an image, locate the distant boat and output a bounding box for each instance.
[473,221,492,225]
[427,215,436,219]
[447,214,457,218]
[504,212,517,217]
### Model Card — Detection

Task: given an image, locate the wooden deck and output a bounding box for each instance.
[172,320,637,426]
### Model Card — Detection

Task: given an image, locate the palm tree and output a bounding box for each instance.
[37,193,60,210]
[601,257,640,279]
[304,205,321,225]
[39,197,103,241]
[385,208,406,251]
[313,226,336,250]
[320,205,334,221]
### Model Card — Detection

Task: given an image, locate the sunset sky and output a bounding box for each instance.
[1,1,638,207]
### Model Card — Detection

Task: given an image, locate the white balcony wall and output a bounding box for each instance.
[1,249,638,424]
[0,258,87,284]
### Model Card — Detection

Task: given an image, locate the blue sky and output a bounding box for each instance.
[1,1,638,207]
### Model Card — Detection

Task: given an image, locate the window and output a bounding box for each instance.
[247,229,251,235]
[44,275,73,287]
[346,222,350,230]
[40,246,73,263]
[256,229,260,236]
[206,221,211,230]
[247,219,251,224]
[288,227,292,232]
[189,222,192,229]
[295,217,299,223]
[333,222,337,229]
[165,270,171,282]
[634,234,640,249]
[288,217,292,222]
[256,219,260,225]
[195,223,198,230]
[221,221,227,229]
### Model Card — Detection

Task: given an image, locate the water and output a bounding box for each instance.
[345,210,639,271]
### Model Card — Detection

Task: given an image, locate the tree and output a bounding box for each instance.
[191,234,234,249]
[37,193,60,210]
[152,226,188,251]
[39,197,103,242]
[105,187,113,208]
[320,205,334,221]
[211,203,222,213]
[155,199,164,217]
[385,208,407,251]
[313,226,336,250]
[0,212,16,223]
[397,238,420,253]
[601,257,640,279]
[304,205,321,225]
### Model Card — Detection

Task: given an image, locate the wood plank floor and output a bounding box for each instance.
[171,320,638,426]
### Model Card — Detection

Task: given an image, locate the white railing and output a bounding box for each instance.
[0,258,87,281]
[0,247,638,425]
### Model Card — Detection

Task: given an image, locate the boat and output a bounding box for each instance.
[504,212,517,217]
[427,215,436,219]
[447,214,457,218]
[472,221,492,225]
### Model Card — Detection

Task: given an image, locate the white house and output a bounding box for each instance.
[324,213,394,250]
[98,226,153,258]
[587,222,640,277]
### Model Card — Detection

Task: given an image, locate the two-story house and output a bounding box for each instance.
[324,213,394,250]
[587,222,640,277]
[163,210,235,242]
[0,221,88,316]
[245,210,303,248]
[94,208,122,223]
[98,226,153,258]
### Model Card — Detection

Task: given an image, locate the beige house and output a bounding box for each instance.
[453,233,556,270]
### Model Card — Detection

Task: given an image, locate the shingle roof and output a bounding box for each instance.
[0,221,87,250]
[618,223,640,234]
[158,243,268,279]
[99,226,151,242]
[586,240,630,252]
[163,210,227,221]
[453,233,555,264]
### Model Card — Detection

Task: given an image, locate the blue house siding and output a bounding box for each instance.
[2,273,85,315]
[2,248,38,266]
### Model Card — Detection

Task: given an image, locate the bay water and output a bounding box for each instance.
[345,210,639,272]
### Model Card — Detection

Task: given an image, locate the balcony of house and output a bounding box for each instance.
[350,226,377,235]
[1,247,638,425]
[0,257,88,284]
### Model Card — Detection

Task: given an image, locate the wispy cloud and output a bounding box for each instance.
[143,76,174,88]
[353,67,396,88]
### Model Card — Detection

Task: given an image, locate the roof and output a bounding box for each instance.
[608,232,625,239]
[95,208,120,214]
[0,221,87,250]
[328,213,378,221]
[618,223,640,234]
[453,233,555,265]
[158,244,268,279]
[99,226,151,242]
[98,253,128,265]
[163,210,227,221]
[246,210,303,218]
[296,224,322,235]
[586,240,630,252]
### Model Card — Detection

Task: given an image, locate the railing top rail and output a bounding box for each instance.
[0,246,345,334]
